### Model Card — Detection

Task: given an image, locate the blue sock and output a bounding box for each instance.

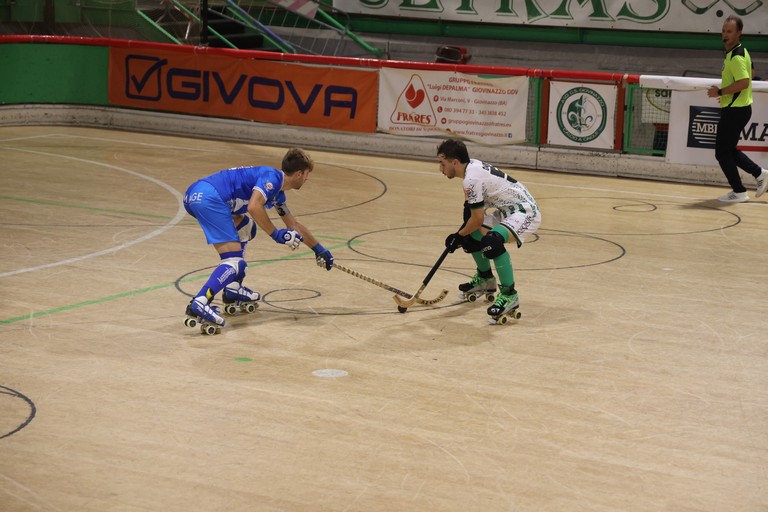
[195,251,243,302]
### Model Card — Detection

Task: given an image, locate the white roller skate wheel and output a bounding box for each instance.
[467,293,477,302]
[201,324,218,335]
[497,316,509,325]
[184,317,198,328]
[224,304,237,315]
[485,293,495,302]
[243,303,257,313]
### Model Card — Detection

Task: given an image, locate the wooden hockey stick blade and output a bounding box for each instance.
[332,262,413,299]
[415,289,449,305]
[391,286,449,308]
[392,246,453,309]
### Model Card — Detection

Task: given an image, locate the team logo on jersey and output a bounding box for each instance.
[265,182,274,191]
[390,74,437,126]
[555,87,607,144]
[686,106,719,148]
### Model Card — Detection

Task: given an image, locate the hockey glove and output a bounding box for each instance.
[313,244,334,271]
[271,228,303,250]
[444,232,463,253]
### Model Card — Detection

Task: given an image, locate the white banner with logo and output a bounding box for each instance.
[378,67,528,145]
[666,91,768,167]
[639,75,768,166]
[333,0,768,34]
[547,82,617,150]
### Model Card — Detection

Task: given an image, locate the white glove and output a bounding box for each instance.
[271,228,303,250]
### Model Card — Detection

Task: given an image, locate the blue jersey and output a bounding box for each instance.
[184,165,288,245]
[202,165,287,214]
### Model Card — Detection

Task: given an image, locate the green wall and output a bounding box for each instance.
[0,44,108,104]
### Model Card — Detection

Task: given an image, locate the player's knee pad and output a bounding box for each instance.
[222,257,247,282]
[481,231,507,259]
[461,233,485,253]
[236,215,257,242]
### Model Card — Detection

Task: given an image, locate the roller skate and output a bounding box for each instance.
[459,271,497,303]
[487,288,521,325]
[222,284,260,315]
[184,299,225,335]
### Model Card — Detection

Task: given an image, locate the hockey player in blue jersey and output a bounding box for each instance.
[182,148,333,332]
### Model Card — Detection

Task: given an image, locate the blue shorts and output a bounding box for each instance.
[184,180,238,244]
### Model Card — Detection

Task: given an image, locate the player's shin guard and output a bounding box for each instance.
[194,251,245,302]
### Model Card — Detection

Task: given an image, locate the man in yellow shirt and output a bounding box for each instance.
[706,15,767,203]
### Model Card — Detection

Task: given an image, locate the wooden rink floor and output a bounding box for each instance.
[1,126,767,512]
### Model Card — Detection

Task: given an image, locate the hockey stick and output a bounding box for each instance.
[393,246,451,312]
[332,262,448,304]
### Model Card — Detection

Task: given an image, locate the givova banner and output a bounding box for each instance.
[378,67,528,145]
[547,82,617,150]
[108,46,378,132]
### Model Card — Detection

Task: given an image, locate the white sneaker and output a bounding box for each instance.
[718,191,749,203]
[756,170,768,198]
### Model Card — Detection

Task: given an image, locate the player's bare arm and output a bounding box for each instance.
[279,210,320,249]
[247,190,277,236]
[458,207,485,237]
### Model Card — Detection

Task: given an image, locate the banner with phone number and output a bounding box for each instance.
[377,67,528,145]
[108,47,378,132]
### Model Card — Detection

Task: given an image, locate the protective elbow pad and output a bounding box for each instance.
[481,231,507,259]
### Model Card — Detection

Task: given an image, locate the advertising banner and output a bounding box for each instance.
[666,90,768,167]
[333,0,768,34]
[547,81,617,150]
[640,75,768,166]
[108,47,378,132]
[378,67,528,144]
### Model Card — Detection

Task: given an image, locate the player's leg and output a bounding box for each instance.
[715,108,749,201]
[458,230,496,298]
[480,228,519,317]
[485,208,542,317]
[221,253,261,312]
[234,214,257,253]
[221,214,261,311]
[727,106,768,196]
[183,181,244,325]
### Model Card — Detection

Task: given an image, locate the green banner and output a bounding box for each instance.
[0,44,108,104]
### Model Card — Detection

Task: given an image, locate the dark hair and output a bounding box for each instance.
[437,139,470,164]
[725,15,743,32]
[281,148,313,175]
